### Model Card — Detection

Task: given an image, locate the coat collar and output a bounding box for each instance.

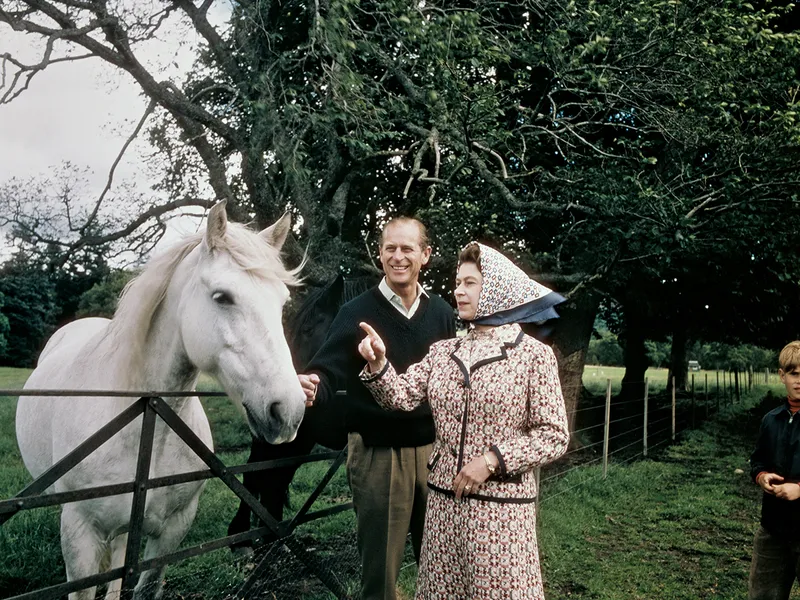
[450,324,525,386]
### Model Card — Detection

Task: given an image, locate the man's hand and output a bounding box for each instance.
[298,373,320,408]
[775,483,800,501]
[358,322,387,374]
[757,472,785,494]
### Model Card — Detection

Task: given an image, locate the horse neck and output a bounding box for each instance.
[134,254,200,402]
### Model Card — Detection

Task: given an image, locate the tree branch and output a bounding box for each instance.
[81,98,157,237]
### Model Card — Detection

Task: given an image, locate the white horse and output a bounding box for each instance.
[15,201,306,600]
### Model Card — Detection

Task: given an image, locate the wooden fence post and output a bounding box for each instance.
[643,378,649,458]
[691,374,696,428]
[716,370,720,413]
[705,373,709,418]
[603,378,612,479]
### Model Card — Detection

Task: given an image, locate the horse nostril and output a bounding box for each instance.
[269,401,283,424]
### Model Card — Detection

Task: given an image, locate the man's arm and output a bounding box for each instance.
[301,305,360,408]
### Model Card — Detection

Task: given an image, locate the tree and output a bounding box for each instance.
[77,269,135,319]
[3,0,800,409]
[586,327,624,367]
[0,258,57,368]
[0,291,10,358]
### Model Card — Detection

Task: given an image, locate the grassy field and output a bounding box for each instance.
[581,364,762,397]
[0,368,791,598]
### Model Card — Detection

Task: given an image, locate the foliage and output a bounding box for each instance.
[0,293,10,359]
[2,1,798,286]
[690,340,778,372]
[0,261,57,368]
[645,340,670,369]
[76,270,137,319]
[2,0,800,408]
[586,329,624,367]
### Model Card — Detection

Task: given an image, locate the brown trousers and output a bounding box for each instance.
[749,525,800,600]
[347,432,431,600]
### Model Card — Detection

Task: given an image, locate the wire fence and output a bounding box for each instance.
[538,368,764,507]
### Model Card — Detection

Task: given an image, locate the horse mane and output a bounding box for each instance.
[96,223,302,386]
[342,276,376,303]
[289,274,376,329]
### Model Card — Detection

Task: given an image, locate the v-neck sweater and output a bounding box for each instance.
[306,286,456,447]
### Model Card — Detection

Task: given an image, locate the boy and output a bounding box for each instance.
[749,341,800,599]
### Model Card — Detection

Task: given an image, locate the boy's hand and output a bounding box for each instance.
[775,483,800,501]
[757,472,785,494]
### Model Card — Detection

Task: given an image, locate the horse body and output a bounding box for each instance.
[15,203,306,600]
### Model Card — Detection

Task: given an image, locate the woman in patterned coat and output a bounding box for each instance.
[357,242,569,600]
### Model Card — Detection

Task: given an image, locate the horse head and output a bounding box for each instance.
[287,273,345,370]
[177,201,306,444]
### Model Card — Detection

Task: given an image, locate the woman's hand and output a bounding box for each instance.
[358,322,387,374]
[453,452,499,499]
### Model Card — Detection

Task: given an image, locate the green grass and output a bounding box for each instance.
[582,365,757,397]
[0,369,792,599]
[539,383,793,599]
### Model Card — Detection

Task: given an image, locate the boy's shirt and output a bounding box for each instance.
[751,400,800,539]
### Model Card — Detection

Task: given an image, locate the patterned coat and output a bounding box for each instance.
[362,322,569,599]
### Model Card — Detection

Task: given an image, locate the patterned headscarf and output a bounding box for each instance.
[463,242,565,326]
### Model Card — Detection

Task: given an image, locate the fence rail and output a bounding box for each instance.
[0,390,352,600]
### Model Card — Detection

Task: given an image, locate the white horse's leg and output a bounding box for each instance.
[104,533,128,600]
[133,494,202,600]
[61,506,104,600]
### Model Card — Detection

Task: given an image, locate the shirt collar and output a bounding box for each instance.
[378,277,428,318]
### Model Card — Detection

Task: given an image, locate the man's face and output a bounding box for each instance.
[780,366,800,402]
[379,221,431,290]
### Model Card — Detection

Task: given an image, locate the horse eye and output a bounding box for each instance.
[212,291,234,306]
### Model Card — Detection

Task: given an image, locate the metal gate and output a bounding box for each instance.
[0,390,354,600]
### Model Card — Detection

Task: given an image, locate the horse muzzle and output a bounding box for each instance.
[244,397,304,444]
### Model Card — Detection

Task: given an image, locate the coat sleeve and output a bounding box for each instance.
[359,347,436,412]
[491,344,569,477]
[750,415,773,482]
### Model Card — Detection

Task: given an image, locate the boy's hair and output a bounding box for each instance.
[779,341,800,372]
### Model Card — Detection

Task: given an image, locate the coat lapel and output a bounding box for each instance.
[450,324,525,377]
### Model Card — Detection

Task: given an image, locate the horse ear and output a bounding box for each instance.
[204,200,228,251]
[260,212,292,250]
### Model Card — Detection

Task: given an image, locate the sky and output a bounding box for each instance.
[0,3,233,256]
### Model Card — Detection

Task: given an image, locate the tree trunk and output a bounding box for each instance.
[550,291,600,439]
[668,324,689,394]
[621,302,649,402]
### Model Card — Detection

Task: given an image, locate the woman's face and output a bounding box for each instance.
[455,261,483,321]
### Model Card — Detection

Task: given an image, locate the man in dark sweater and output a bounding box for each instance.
[300,218,455,600]
[749,340,800,599]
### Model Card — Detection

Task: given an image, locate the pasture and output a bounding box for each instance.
[0,367,786,598]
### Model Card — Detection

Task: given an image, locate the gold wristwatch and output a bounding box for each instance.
[483,453,497,475]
